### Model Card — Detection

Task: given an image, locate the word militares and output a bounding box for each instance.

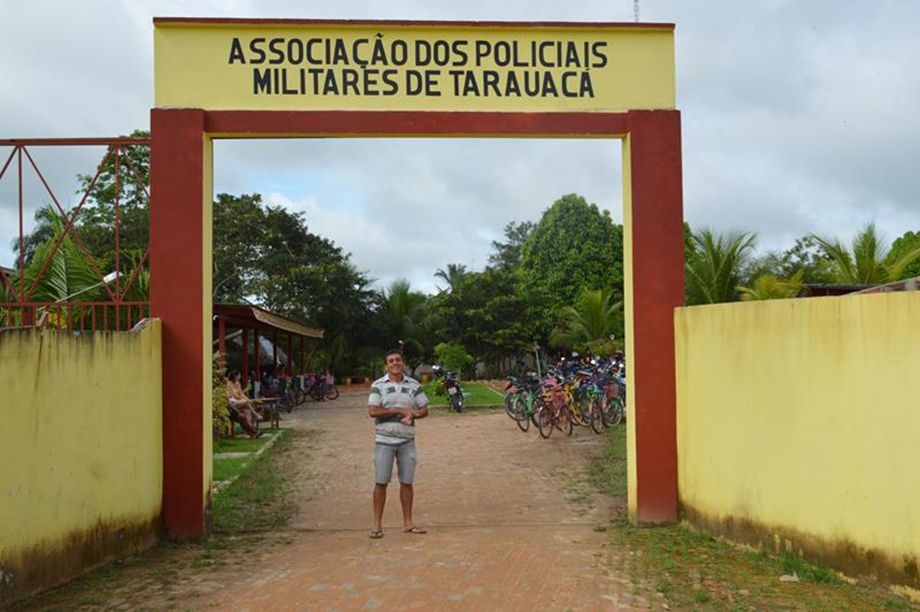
[228,35,610,98]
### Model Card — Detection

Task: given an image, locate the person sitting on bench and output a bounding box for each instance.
[225,370,263,438]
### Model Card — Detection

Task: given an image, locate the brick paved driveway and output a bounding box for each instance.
[198,389,634,611]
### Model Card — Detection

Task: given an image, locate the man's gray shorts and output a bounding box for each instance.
[374,439,417,485]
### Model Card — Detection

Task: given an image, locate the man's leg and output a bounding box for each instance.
[399,482,414,528]
[373,484,387,530]
[372,443,395,536]
[396,441,424,533]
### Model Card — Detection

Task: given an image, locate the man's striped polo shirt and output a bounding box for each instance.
[368,373,429,445]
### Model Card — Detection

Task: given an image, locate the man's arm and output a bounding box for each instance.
[368,405,412,419]
[411,404,429,420]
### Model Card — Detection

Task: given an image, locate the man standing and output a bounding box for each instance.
[367,349,429,538]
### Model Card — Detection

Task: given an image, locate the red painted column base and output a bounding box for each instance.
[151,108,207,540]
[628,110,684,523]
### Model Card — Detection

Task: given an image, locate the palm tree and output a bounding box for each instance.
[812,223,920,284]
[434,263,468,293]
[685,229,757,304]
[21,215,101,304]
[382,279,427,356]
[550,287,622,352]
[2,214,103,328]
[738,270,804,301]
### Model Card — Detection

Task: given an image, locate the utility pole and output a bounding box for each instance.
[634,0,640,22]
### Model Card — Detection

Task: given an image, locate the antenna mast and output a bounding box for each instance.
[634,0,640,22]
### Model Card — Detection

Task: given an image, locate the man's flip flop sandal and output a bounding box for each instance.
[403,526,427,534]
[369,528,384,539]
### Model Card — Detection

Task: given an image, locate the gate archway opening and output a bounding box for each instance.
[150,18,684,539]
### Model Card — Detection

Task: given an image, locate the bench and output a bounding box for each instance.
[226,397,279,437]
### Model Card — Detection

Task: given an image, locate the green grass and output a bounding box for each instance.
[212,428,297,533]
[213,429,281,454]
[780,552,842,584]
[422,381,504,407]
[586,424,627,496]
[583,426,918,611]
[213,456,251,482]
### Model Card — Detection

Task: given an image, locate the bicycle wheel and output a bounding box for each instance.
[536,399,554,439]
[570,397,589,427]
[325,384,339,400]
[530,396,541,427]
[504,393,519,420]
[310,384,324,401]
[556,404,574,436]
[604,396,624,426]
[514,396,531,432]
[589,397,604,434]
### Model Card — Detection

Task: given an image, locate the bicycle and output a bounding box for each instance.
[505,373,541,432]
[305,372,340,401]
[535,376,573,439]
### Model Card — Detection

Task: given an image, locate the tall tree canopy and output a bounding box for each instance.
[518,194,621,338]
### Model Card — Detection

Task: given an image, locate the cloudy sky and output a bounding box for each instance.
[1,0,918,294]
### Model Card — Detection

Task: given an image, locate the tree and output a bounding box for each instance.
[488,220,534,273]
[812,223,920,285]
[380,279,428,364]
[518,194,621,339]
[737,270,804,301]
[212,193,267,302]
[777,236,834,284]
[434,342,473,373]
[685,229,757,304]
[887,230,920,280]
[549,287,622,354]
[433,263,468,293]
[75,130,151,268]
[427,266,539,374]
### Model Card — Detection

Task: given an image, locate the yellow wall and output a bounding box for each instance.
[676,293,920,586]
[621,133,638,519]
[203,136,214,505]
[0,322,163,604]
[155,21,675,112]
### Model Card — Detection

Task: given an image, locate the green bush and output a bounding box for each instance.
[434,342,473,373]
[212,356,230,435]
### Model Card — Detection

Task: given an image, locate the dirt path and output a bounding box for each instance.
[194,389,633,611]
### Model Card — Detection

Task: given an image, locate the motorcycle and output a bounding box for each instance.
[435,367,464,413]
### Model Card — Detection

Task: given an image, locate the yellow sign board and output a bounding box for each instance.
[154,19,675,112]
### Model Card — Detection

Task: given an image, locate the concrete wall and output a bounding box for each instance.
[0,321,163,605]
[675,293,920,587]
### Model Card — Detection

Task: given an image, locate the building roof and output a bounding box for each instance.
[213,303,324,339]
[853,276,920,295]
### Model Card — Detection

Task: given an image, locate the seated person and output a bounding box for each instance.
[225,370,263,438]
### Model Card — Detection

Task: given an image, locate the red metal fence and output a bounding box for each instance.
[0,138,150,331]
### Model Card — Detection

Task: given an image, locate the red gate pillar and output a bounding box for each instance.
[217,318,226,371]
[241,330,249,389]
[150,108,210,539]
[625,110,684,523]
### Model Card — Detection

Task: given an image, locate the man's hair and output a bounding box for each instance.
[384,349,403,361]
